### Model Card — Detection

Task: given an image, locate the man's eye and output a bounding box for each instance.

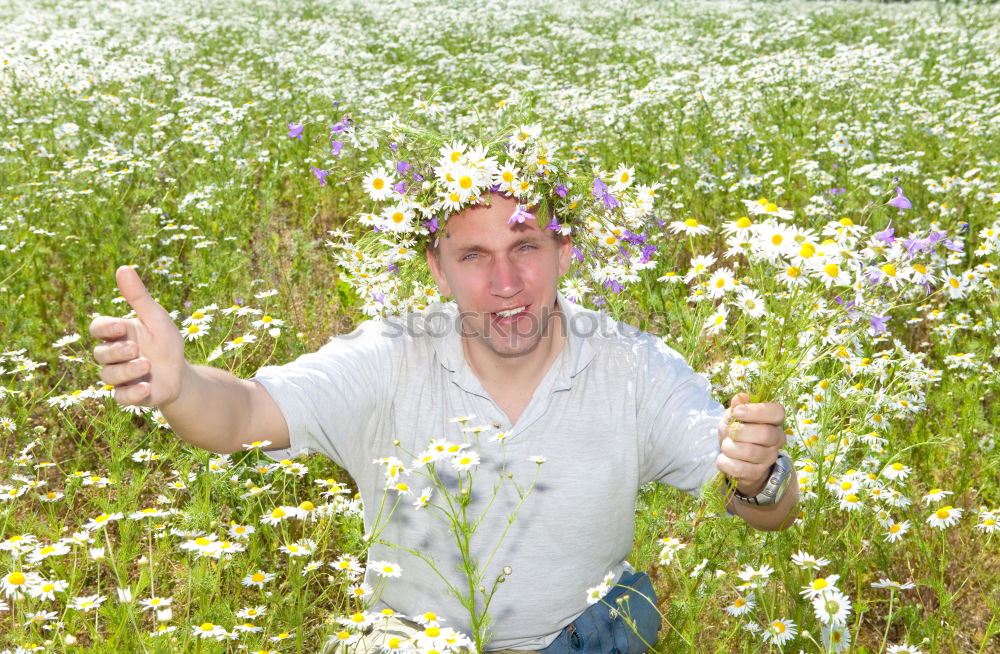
[519,244,537,251]
[462,253,479,261]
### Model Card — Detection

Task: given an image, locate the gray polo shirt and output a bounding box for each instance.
[253,293,723,650]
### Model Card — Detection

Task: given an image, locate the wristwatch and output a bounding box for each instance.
[729,451,793,506]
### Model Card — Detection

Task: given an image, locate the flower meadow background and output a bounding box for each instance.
[1,0,999,652]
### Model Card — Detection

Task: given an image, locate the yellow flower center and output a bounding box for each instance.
[373,178,384,190]
[8,571,26,585]
[684,218,699,228]
[824,263,840,277]
[252,573,266,582]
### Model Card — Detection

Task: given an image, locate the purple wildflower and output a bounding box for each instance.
[927,230,947,246]
[640,244,657,263]
[389,142,398,153]
[554,184,568,198]
[901,236,923,257]
[603,278,624,293]
[591,177,619,209]
[423,217,439,233]
[396,161,411,175]
[888,186,912,210]
[392,180,406,195]
[311,166,330,187]
[869,314,889,335]
[412,172,424,183]
[944,239,964,252]
[592,178,608,197]
[874,222,895,244]
[508,205,534,224]
[386,264,399,275]
[572,246,584,263]
[331,119,349,132]
[330,140,344,157]
[287,122,304,139]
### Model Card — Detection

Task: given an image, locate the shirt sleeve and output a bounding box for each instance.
[636,337,724,497]
[250,319,400,474]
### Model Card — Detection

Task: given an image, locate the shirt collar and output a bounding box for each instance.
[429,292,597,386]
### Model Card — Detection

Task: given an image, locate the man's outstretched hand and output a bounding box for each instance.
[89,265,188,407]
[716,392,787,496]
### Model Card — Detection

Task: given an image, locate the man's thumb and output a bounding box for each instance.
[730,392,751,408]
[116,265,166,323]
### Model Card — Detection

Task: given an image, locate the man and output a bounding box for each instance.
[90,194,796,652]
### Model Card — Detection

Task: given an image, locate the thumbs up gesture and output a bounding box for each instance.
[89,266,188,407]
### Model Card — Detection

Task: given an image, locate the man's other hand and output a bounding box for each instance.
[716,392,787,496]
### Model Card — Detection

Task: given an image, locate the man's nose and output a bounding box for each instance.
[490,255,524,297]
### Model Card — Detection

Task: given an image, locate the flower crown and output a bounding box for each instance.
[314,107,665,318]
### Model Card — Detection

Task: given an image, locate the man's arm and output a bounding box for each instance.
[727,475,799,531]
[90,266,289,454]
[158,365,289,454]
[716,393,798,531]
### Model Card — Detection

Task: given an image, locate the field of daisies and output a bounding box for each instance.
[2,0,999,652]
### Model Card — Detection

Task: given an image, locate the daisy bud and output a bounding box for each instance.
[156,607,173,622]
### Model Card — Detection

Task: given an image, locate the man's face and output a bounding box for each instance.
[426,195,571,360]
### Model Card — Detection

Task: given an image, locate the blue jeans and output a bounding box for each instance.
[539,571,661,654]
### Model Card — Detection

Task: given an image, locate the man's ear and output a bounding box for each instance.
[557,235,572,277]
[425,246,452,296]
